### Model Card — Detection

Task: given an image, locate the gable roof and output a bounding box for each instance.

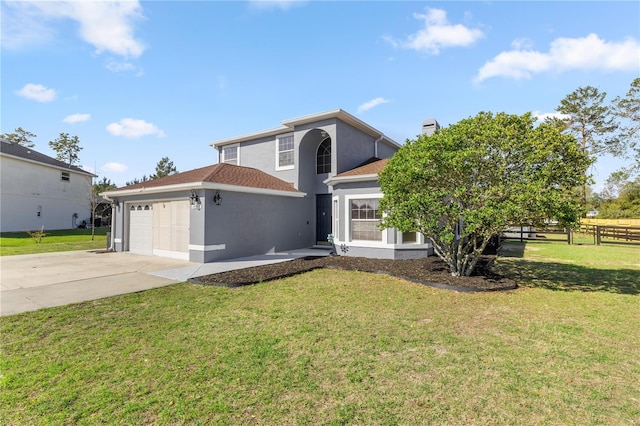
[323,158,388,186]
[0,139,94,176]
[211,109,400,149]
[103,163,305,198]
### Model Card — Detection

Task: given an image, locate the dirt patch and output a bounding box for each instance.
[191,255,517,292]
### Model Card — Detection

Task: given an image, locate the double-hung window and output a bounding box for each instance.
[276,134,294,170]
[350,198,382,241]
[61,171,70,182]
[221,144,239,165]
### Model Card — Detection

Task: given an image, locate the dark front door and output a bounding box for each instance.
[316,194,332,245]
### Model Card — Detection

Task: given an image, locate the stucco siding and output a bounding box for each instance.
[0,156,92,232]
[335,121,378,173]
[198,191,313,262]
[330,180,432,260]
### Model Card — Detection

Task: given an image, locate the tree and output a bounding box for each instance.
[612,78,640,172]
[2,127,37,148]
[555,86,619,207]
[48,133,82,166]
[125,175,150,186]
[86,177,117,241]
[151,156,177,179]
[597,175,640,218]
[379,112,591,277]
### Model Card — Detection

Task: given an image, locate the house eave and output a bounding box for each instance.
[210,108,400,149]
[324,173,380,187]
[101,182,306,198]
[210,126,291,148]
[0,152,96,177]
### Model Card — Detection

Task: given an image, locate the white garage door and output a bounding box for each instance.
[129,204,153,255]
[128,200,189,260]
[152,200,190,260]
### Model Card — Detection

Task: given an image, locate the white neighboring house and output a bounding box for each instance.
[0,139,95,233]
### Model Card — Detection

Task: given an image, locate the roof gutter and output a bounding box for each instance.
[324,173,380,187]
[101,181,306,198]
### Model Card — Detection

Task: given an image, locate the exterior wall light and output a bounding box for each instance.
[213,191,222,206]
[190,190,202,210]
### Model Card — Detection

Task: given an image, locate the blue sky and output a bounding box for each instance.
[2,1,639,188]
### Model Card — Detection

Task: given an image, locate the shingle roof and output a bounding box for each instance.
[333,158,388,178]
[0,140,94,176]
[116,163,301,193]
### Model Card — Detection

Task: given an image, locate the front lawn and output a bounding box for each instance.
[0,228,108,256]
[2,241,639,424]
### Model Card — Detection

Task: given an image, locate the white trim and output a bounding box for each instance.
[188,244,226,252]
[221,143,240,165]
[103,182,306,198]
[211,126,290,148]
[0,152,95,177]
[210,109,400,149]
[114,238,122,243]
[324,173,379,186]
[345,194,386,244]
[333,195,339,241]
[153,249,190,261]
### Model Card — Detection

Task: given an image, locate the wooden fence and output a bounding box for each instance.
[503,223,640,246]
[575,223,640,245]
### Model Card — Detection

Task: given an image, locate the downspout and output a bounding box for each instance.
[374,135,384,158]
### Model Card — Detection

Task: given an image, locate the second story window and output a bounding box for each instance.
[221,144,239,165]
[61,171,70,182]
[277,134,294,170]
[316,137,331,174]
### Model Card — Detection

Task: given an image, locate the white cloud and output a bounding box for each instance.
[102,162,128,173]
[63,113,91,124]
[385,8,484,55]
[2,1,145,58]
[533,111,571,122]
[357,97,391,114]
[248,0,305,11]
[106,118,166,138]
[16,83,56,102]
[476,33,640,82]
[105,59,144,76]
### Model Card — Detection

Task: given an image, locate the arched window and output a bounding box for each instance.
[316,137,331,174]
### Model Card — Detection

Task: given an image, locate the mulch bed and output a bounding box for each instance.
[191,255,517,292]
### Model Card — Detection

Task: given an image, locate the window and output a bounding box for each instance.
[221,144,239,165]
[316,137,331,174]
[277,134,294,169]
[61,171,70,182]
[402,232,417,244]
[351,198,382,241]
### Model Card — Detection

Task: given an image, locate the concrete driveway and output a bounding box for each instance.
[0,251,193,316]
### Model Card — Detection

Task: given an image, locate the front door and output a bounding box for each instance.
[316,194,332,245]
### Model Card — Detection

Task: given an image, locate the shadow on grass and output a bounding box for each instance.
[498,258,639,295]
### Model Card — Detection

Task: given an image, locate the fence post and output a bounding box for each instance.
[567,228,571,245]
[596,225,601,246]
[520,226,524,243]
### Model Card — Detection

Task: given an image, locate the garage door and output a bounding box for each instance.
[152,200,190,260]
[129,204,153,255]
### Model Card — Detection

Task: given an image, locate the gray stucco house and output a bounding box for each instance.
[103,109,434,262]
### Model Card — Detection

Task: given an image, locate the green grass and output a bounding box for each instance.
[0,228,108,256]
[498,240,640,294]
[2,242,639,424]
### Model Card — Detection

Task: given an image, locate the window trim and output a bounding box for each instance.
[221,143,240,165]
[316,137,331,174]
[345,194,385,243]
[275,133,295,171]
[61,171,70,182]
